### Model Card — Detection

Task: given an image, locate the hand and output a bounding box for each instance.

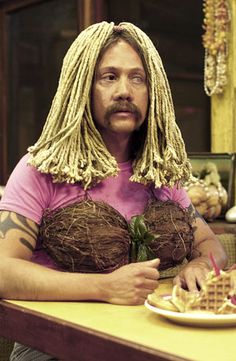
[101,258,160,305]
[173,257,211,292]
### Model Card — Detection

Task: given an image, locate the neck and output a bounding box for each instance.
[101,132,133,162]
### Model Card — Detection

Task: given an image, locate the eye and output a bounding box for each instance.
[101,73,116,82]
[131,74,146,84]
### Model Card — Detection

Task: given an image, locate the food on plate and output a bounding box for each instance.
[173,270,236,314]
[148,269,236,314]
[147,291,178,312]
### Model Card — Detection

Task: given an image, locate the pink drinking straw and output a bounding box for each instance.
[210,252,220,276]
[231,295,236,305]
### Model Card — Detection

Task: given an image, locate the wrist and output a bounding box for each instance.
[59,272,110,302]
[89,273,111,302]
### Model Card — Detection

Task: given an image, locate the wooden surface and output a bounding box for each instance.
[1,280,236,361]
[209,220,236,235]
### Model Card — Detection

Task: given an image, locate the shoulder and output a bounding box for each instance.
[4,153,54,195]
[0,154,54,223]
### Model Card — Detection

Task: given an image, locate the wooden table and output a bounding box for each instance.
[0,279,236,361]
[209,220,236,235]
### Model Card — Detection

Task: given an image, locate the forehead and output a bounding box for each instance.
[97,39,145,71]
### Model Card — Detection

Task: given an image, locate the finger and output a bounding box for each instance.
[173,275,187,289]
[194,269,209,289]
[143,278,159,290]
[143,267,160,280]
[184,273,201,292]
[138,258,160,268]
[129,289,149,305]
[135,296,147,305]
[173,275,181,286]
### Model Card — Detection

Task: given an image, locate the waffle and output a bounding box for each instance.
[217,299,236,314]
[171,285,198,313]
[172,270,236,314]
[147,292,178,312]
[186,271,232,313]
[148,269,236,314]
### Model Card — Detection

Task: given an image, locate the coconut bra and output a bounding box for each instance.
[39,199,195,273]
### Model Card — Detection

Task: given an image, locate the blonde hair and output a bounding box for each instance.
[28,21,192,189]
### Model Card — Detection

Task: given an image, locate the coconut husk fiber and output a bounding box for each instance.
[143,200,195,270]
[39,200,131,273]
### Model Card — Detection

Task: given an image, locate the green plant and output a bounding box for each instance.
[129,215,160,262]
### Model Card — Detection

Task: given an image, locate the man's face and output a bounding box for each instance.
[91,39,148,138]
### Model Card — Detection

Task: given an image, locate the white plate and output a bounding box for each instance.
[145,297,236,327]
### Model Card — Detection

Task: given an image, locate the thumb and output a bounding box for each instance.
[141,258,160,268]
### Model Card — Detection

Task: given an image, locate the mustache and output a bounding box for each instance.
[104,102,142,121]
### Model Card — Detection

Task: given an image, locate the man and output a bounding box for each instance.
[0,21,227,360]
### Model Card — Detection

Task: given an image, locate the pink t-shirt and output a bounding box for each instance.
[0,154,190,268]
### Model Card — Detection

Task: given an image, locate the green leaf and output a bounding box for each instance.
[129,215,160,262]
[131,242,137,262]
[137,216,147,237]
[137,244,148,262]
[146,246,156,259]
[144,233,160,243]
[134,216,143,238]
[143,234,155,243]
[129,217,136,236]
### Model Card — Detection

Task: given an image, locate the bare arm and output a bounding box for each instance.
[173,205,228,291]
[0,211,159,304]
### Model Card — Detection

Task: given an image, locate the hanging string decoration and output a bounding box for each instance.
[202,0,231,96]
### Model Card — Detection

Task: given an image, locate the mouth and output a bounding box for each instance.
[114,107,133,113]
[112,110,134,118]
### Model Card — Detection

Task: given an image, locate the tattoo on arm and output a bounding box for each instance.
[0,211,38,251]
[19,237,35,252]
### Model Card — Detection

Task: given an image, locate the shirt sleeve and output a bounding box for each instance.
[153,183,191,209]
[0,154,52,224]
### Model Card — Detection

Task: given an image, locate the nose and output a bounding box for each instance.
[113,77,133,102]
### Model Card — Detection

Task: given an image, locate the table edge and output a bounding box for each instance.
[0,300,189,361]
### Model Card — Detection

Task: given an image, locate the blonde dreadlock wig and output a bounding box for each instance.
[28,21,192,189]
